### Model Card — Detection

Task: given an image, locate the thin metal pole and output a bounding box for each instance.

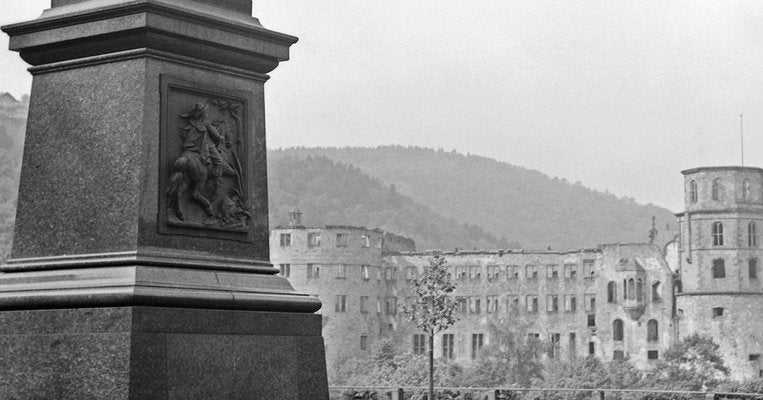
[741,114,744,166]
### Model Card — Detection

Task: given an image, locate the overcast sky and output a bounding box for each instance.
[1,1,762,212]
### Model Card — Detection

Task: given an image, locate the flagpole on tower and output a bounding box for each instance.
[741,114,744,166]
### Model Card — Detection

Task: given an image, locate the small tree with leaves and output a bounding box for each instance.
[401,254,459,400]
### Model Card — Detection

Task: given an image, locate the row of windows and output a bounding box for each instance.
[334,295,398,314]
[689,178,756,203]
[709,258,759,279]
[279,263,601,283]
[611,318,659,342]
[278,232,374,248]
[451,294,596,315]
[404,332,661,362]
[709,221,759,247]
[606,280,662,303]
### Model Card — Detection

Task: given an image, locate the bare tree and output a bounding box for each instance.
[401,253,459,400]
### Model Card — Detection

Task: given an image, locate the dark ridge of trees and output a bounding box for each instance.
[270,146,677,250]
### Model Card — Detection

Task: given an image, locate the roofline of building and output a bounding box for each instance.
[681,165,763,175]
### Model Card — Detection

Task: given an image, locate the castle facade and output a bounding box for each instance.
[270,166,763,381]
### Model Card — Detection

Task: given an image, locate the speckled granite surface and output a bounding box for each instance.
[0,307,328,400]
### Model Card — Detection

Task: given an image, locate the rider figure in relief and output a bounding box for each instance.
[179,103,224,196]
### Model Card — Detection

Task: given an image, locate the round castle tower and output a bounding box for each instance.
[676,166,763,379]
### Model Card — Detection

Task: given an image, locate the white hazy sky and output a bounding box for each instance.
[2,1,763,212]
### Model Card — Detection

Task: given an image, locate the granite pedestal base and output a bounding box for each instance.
[0,307,328,399]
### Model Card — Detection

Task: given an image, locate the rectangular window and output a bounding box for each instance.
[613,350,625,361]
[648,350,659,360]
[548,333,560,359]
[376,298,381,314]
[506,295,519,313]
[569,333,577,361]
[360,335,368,350]
[413,334,427,355]
[583,259,596,279]
[456,297,468,314]
[386,297,397,315]
[279,233,291,247]
[336,233,349,247]
[486,295,499,313]
[547,295,559,313]
[470,296,481,314]
[455,266,468,280]
[526,265,538,279]
[587,314,596,327]
[589,341,595,356]
[565,264,577,279]
[527,295,538,313]
[712,307,724,318]
[334,295,347,312]
[469,265,481,280]
[487,265,501,281]
[546,265,559,279]
[385,267,397,281]
[335,264,347,279]
[442,333,455,360]
[360,296,369,313]
[564,295,577,312]
[584,294,596,311]
[307,264,320,278]
[279,264,290,277]
[471,333,484,360]
[712,259,726,278]
[361,234,371,248]
[507,265,519,279]
[406,266,418,280]
[307,233,321,247]
[361,265,370,280]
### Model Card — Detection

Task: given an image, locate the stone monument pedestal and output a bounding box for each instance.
[0,1,328,398]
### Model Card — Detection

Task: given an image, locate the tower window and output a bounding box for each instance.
[607,281,617,303]
[652,281,662,302]
[711,178,722,201]
[711,222,724,246]
[751,259,759,280]
[589,341,595,356]
[627,279,635,300]
[712,259,726,279]
[712,307,724,318]
[647,319,659,342]
[279,233,291,247]
[749,222,759,247]
[613,319,624,341]
[744,179,752,202]
[689,180,698,203]
[636,279,643,302]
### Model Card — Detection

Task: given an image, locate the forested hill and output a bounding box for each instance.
[269,155,518,250]
[270,146,677,250]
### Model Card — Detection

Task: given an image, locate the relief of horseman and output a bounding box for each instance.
[166,102,242,222]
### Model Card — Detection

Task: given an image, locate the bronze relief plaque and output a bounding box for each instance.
[159,75,255,242]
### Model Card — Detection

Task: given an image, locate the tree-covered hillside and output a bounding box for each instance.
[269,155,517,250]
[271,146,678,250]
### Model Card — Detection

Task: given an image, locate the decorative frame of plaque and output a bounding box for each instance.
[158,75,255,243]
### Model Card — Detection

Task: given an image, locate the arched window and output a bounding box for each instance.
[613,319,624,341]
[712,222,724,246]
[689,180,698,203]
[743,179,752,202]
[750,258,759,280]
[607,281,617,303]
[623,279,628,300]
[636,279,643,302]
[647,319,658,342]
[627,279,635,300]
[712,178,722,201]
[712,258,726,279]
[749,222,758,247]
[652,281,662,302]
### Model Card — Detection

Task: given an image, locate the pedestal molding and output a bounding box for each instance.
[2,249,275,273]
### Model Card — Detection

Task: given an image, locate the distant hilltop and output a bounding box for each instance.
[0,93,29,120]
